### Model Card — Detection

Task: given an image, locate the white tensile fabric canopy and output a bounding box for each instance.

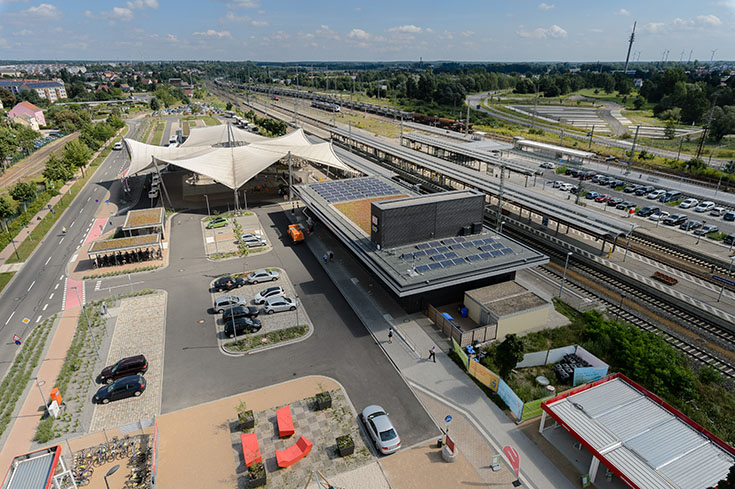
[179,124,267,147]
[123,126,356,190]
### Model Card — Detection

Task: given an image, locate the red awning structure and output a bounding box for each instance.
[1,445,63,489]
[540,373,735,489]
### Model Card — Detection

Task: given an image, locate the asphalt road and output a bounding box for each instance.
[0,119,145,381]
[85,199,437,447]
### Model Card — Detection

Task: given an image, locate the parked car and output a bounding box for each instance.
[616,201,636,210]
[222,305,260,321]
[552,180,563,188]
[253,286,285,304]
[585,192,600,200]
[594,194,611,203]
[648,211,670,222]
[635,185,655,196]
[724,211,735,222]
[694,224,719,236]
[559,183,574,191]
[710,207,725,217]
[680,220,703,231]
[213,277,246,292]
[241,235,267,248]
[96,355,148,384]
[582,171,596,180]
[598,176,612,186]
[148,189,158,199]
[623,184,639,193]
[663,214,688,226]
[607,197,623,207]
[646,189,666,200]
[93,374,146,404]
[246,269,280,284]
[223,317,262,337]
[113,142,123,150]
[569,185,580,194]
[637,206,660,217]
[724,233,735,245]
[206,217,228,229]
[694,201,716,213]
[361,405,401,455]
[679,198,699,209]
[214,295,247,313]
[659,190,682,203]
[609,179,625,188]
[540,161,556,169]
[263,296,298,314]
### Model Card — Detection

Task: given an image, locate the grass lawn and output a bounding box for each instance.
[621,109,665,127]
[0,272,14,294]
[152,121,165,145]
[201,116,220,126]
[333,195,407,233]
[141,118,155,143]
[182,121,190,136]
[573,88,639,106]
[337,113,401,138]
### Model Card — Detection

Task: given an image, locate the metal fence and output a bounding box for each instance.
[427,304,496,347]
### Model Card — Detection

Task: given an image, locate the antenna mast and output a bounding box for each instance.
[623,21,636,75]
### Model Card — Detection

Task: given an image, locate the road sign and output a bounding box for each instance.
[713,275,735,287]
[22,318,30,324]
[504,445,520,477]
[12,334,21,346]
[444,415,452,424]
[105,199,110,205]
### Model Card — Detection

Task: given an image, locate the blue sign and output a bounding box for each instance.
[497,379,524,420]
[105,199,110,205]
[444,415,452,424]
[713,275,735,287]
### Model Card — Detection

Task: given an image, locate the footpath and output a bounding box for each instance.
[286,204,579,489]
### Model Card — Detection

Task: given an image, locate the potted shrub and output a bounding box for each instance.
[236,400,255,431]
[315,391,332,410]
[336,434,354,457]
[248,462,266,488]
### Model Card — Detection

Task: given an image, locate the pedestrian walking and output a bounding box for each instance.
[388,327,393,344]
[429,346,436,363]
[61,226,67,235]
[329,251,334,262]
[323,253,329,264]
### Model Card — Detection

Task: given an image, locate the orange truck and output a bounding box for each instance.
[288,224,305,244]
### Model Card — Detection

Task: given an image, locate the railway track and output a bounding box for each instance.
[627,234,733,279]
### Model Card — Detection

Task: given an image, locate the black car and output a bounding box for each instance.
[616,201,636,210]
[224,317,263,337]
[623,184,639,193]
[93,374,146,404]
[610,179,625,188]
[662,214,687,226]
[213,276,246,292]
[222,305,260,321]
[635,185,655,196]
[607,197,623,207]
[637,206,660,217]
[680,220,703,231]
[725,233,735,245]
[96,355,148,384]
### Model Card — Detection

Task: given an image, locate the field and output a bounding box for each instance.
[333,195,407,233]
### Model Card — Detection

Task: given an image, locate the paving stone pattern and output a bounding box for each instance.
[202,213,270,257]
[230,389,373,489]
[89,292,166,432]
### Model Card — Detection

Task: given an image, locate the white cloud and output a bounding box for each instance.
[388,25,422,34]
[0,39,8,49]
[229,0,259,7]
[642,21,665,33]
[348,28,370,40]
[25,3,61,19]
[15,29,32,35]
[221,11,250,22]
[517,24,567,39]
[126,0,158,9]
[617,8,630,16]
[538,3,554,10]
[646,14,722,34]
[103,7,134,21]
[587,28,603,33]
[251,20,268,27]
[461,30,474,38]
[193,29,232,38]
[166,33,177,41]
[697,14,722,25]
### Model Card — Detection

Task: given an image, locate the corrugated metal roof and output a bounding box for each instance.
[3,451,54,489]
[545,376,735,489]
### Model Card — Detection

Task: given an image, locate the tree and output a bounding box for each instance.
[664,120,677,139]
[633,96,646,110]
[707,464,735,489]
[61,139,92,175]
[226,102,233,111]
[150,97,161,111]
[0,88,15,108]
[680,85,709,124]
[43,153,74,182]
[494,334,525,379]
[9,182,37,211]
[709,106,735,141]
[0,197,13,232]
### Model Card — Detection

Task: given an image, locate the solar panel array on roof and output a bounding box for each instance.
[310,177,402,203]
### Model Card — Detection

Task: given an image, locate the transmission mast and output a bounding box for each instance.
[623,22,636,75]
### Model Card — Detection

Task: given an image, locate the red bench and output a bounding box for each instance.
[276,436,312,468]
[276,406,294,438]
[240,433,261,467]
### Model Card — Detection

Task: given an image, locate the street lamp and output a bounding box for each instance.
[204,194,210,216]
[31,377,48,416]
[624,224,635,262]
[615,293,626,321]
[71,286,100,359]
[717,255,735,302]
[558,251,573,297]
[696,220,707,245]
[104,464,120,489]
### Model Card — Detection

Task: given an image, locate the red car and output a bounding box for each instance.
[595,194,611,203]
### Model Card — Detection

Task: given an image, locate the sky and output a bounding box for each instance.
[0,0,734,62]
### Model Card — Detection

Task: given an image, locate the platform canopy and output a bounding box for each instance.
[123,127,357,190]
[179,124,266,147]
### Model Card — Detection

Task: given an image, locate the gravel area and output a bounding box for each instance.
[89,291,167,432]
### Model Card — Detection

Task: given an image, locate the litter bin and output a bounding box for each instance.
[460,307,468,318]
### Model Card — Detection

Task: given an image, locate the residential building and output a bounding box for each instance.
[12,112,40,131]
[0,79,67,102]
[8,101,46,127]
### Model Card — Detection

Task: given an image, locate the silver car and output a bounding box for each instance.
[241,235,267,248]
[247,269,280,284]
[361,405,401,455]
[214,296,246,313]
[253,286,285,304]
[263,296,297,314]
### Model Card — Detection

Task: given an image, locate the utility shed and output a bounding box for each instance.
[540,373,735,489]
[464,281,550,340]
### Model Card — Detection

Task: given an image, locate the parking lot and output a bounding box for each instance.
[201,212,271,257]
[208,267,312,354]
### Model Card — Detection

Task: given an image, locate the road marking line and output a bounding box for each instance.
[5,311,15,325]
[59,237,64,243]
[86,197,91,202]
[79,239,84,244]
[54,283,59,290]
[49,293,54,299]
[70,219,76,227]
[45,256,52,266]
[27,281,35,292]
[36,315,42,323]
[69,253,78,263]
[43,303,48,310]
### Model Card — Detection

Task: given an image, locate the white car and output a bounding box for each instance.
[694,201,715,213]
[679,198,699,209]
[559,183,574,191]
[361,405,401,455]
[552,181,563,188]
[710,206,725,217]
[540,161,556,169]
[648,211,670,222]
[263,296,298,314]
[253,286,285,304]
[646,190,666,200]
[148,189,158,199]
[246,269,280,284]
[113,142,123,150]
